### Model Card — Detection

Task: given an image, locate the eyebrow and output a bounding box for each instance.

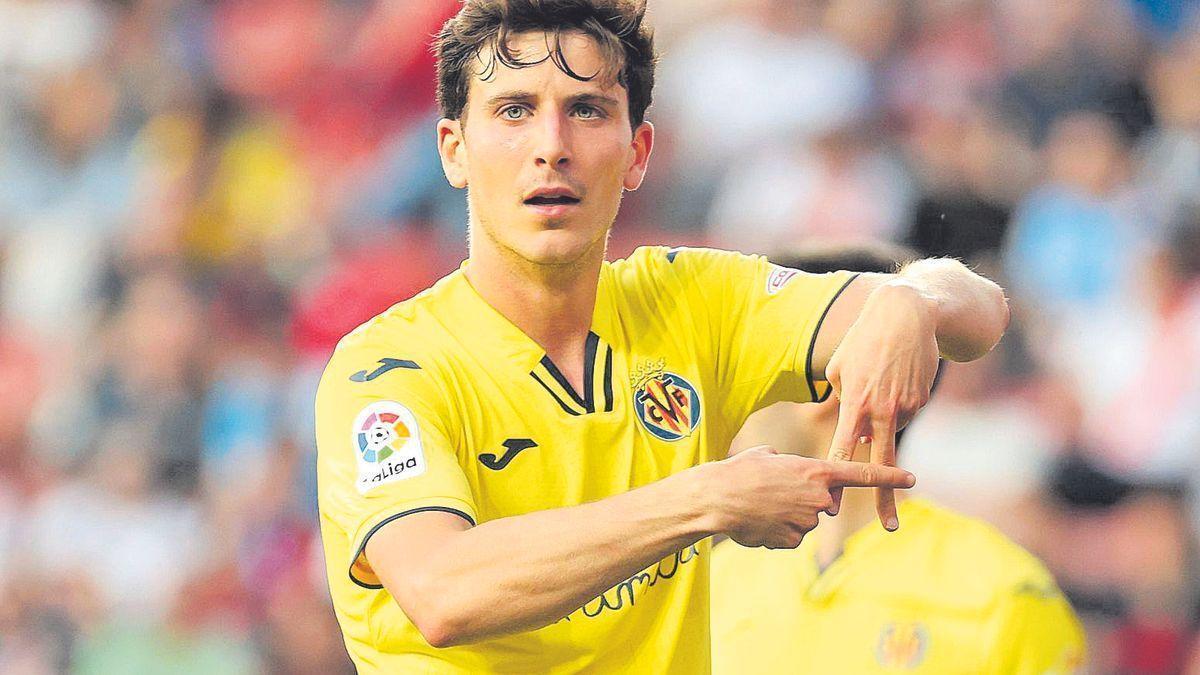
[483,91,620,110]
[484,91,536,108]
[572,93,620,109]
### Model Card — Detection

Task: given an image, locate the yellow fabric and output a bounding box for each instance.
[711,499,1086,674]
[184,121,312,263]
[316,246,855,674]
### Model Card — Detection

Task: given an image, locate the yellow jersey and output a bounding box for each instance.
[315,246,856,673]
[711,498,1086,674]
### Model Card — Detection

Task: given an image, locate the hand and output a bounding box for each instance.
[711,446,915,549]
[824,282,939,531]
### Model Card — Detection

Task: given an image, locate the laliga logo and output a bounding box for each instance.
[633,367,701,442]
[356,409,411,463]
[352,401,428,493]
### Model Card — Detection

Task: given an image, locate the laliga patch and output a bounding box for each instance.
[351,401,426,493]
[633,366,702,442]
[765,264,800,295]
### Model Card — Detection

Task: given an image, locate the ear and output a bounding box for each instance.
[437,118,468,189]
[622,121,654,191]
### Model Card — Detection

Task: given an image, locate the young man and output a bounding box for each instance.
[710,245,1085,674]
[315,1,1009,672]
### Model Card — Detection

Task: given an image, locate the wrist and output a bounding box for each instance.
[680,461,730,537]
[871,278,939,330]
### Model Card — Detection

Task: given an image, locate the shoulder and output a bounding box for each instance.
[317,276,460,404]
[337,275,453,355]
[896,500,1060,604]
[607,245,768,290]
[609,245,761,270]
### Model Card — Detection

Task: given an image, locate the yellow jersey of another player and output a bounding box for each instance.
[315,246,856,673]
[711,498,1086,674]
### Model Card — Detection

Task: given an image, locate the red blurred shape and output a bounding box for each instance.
[291,228,450,361]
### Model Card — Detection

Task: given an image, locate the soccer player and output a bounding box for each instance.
[314,1,1009,672]
[711,247,1085,674]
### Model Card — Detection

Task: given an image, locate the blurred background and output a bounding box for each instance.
[0,0,1198,672]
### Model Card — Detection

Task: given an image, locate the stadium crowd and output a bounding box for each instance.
[0,0,1198,672]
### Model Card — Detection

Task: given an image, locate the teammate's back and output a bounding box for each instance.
[711,497,1085,673]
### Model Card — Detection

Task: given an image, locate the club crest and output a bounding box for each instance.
[633,364,701,442]
[875,622,929,670]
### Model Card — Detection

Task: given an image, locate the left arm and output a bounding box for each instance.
[811,258,1009,528]
[810,258,1009,376]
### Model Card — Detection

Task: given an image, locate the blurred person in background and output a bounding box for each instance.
[706,122,915,255]
[1025,205,1200,674]
[994,0,1153,144]
[711,243,1084,674]
[1005,111,1142,323]
[653,0,874,228]
[900,100,1036,265]
[1136,23,1200,237]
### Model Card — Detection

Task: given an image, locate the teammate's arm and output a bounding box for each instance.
[366,447,914,648]
[810,258,1008,528]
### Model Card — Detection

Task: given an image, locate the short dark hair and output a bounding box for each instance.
[770,241,920,276]
[433,0,656,129]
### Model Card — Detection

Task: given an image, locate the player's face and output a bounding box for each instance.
[437,31,653,267]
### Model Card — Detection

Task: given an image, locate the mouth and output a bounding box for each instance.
[523,190,582,217]
[524,195,581,206]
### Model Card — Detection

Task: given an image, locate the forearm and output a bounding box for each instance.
[400,463,719,646]
[890,258,1009,362]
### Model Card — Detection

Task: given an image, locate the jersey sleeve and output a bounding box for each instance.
[316,340,477,590]
[664,247,858,427]
[984,581,1087,675]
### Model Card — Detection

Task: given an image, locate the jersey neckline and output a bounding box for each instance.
[438,262,620,415]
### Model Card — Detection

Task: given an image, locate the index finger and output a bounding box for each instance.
[825,460,916,490]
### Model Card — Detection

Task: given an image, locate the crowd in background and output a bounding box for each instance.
[0,0,1198,672]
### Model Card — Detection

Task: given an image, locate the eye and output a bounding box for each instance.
[500,105,528,120]
[573,104,603,119]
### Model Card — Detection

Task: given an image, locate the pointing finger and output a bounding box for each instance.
[825,460,915,490]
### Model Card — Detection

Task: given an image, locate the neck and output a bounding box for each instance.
[815,489,879,568]
[464,230,604,363]
[809,441,905,568]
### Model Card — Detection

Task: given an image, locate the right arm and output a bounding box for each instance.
[367,447,914,648]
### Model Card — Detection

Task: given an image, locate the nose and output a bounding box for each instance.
[534,111,571,168]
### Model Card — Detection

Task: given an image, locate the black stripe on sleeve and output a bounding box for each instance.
[349,506,476,590]
[602,345,614,412]
[531,371,582,416]
[805,273,862,403]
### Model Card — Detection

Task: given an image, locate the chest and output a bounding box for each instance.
[447,342,726,521]
[737,597,992,674]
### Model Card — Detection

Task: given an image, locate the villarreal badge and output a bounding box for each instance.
[631,360,701,442]
[876,622,929,670]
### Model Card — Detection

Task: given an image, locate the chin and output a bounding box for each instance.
[513,227,605,267]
